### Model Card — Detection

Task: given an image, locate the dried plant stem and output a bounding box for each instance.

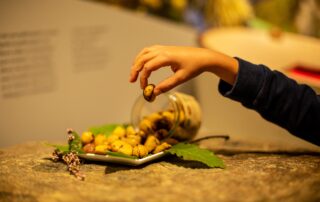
[189,135,230,144]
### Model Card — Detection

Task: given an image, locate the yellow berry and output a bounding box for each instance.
[144,135,160,152]
[162,110,175,122]
[111,140,133,156]
[147,112,162,123]
[81,131,94,144]
[153,142,171,154]
[139,119,154,133]
[94,134,107,146]
[95,144,109,155]
[126,125,136,136]
[118,144,133,156]
[106,134,120,144]
[112,126,126,137]
[83,143,95,153]
[179,111,185,124]
[111,140,126,152]
[124,135,141,146]
[133,144,148,158]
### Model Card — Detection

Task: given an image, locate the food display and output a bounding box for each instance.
[49,86,225,180]
[81,90,201,158]
[134,84,202,141]
[81,120,177,158]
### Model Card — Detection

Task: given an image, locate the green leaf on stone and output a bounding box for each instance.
[166,143,225,168]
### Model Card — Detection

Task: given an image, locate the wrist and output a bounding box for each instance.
[204,50,239,85]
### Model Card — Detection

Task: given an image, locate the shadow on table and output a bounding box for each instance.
[102,155,212,174]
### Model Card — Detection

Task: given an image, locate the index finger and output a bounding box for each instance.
[130,51,157,83]
[153,72,184,96]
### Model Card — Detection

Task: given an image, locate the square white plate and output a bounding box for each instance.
[78,152,166,166]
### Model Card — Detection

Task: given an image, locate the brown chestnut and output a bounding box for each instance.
[143,84,156,102]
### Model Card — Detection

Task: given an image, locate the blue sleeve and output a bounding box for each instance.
[218,57,320,146]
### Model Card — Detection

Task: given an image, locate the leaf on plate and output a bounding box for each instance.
[89,124,123,137]
[45,130,84,154]
[69,130,84,154]
[166,143,225,168]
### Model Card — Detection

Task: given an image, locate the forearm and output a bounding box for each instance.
[203,50,239,85]
[219,58,320,145]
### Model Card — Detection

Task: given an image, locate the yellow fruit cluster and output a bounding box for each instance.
[81,123,175,158]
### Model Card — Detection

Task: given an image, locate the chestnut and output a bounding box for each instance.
[143,84,156,102]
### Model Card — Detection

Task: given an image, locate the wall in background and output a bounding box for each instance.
[0,0,197,147]
[0,0,317,150]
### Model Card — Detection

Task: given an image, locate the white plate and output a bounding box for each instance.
[78,152,166,166]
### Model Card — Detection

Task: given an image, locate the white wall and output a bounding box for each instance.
[0,0,197,147]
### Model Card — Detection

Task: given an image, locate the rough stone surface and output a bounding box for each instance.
[0,141,320,202]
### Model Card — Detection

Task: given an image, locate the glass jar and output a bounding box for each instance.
[131,92,202,141]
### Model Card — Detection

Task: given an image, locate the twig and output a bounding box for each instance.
[189,135,230,144]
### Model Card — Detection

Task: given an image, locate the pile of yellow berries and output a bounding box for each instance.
[81,124,176,158]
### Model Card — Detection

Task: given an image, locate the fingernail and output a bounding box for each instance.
[129,75,133,82]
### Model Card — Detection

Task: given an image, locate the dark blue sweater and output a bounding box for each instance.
[218,58,320,146]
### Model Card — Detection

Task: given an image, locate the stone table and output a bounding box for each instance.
[0,141,320,202]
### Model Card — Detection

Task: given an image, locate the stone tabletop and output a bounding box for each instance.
[0,141,320,202]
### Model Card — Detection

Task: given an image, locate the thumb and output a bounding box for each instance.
[154,73,185,96]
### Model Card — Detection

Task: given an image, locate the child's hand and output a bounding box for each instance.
[129,45,238,96]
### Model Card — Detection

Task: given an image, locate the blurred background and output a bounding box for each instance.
[0,0,319,149]
[90,0,320,37]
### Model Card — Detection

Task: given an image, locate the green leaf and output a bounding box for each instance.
[69,130,84,154]
[45,143,69,154]
[89,124,122,137]
[166,143,225,168]
[106,151,138,159]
